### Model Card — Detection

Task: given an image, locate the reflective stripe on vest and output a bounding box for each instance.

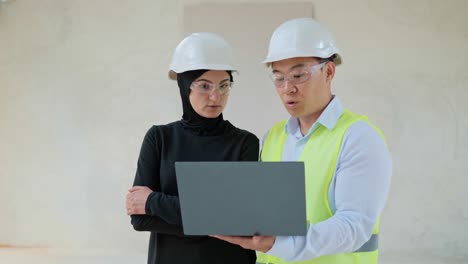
[257,109,385,264]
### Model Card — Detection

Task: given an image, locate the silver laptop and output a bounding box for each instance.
[175,161,307,236]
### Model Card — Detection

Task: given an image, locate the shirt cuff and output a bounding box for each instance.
[266,236,295,260]
[145,191,157,215]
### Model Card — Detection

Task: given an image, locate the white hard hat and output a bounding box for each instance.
[263,18,342,66]
[168,32,236,80]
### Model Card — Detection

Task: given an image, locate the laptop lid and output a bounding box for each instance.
[175,161,306,236]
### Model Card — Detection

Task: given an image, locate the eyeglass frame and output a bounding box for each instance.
[190,79,233,95]
[269,59,331,88]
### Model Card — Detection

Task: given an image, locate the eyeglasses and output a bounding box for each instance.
[190,80,232,95]
[270,61,328,88]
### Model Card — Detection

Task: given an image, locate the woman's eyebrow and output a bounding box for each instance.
[194,78,212,83]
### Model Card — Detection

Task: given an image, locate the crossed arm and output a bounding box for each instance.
[126,127,184,235]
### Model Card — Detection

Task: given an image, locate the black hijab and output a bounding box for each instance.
[176,70,233,136]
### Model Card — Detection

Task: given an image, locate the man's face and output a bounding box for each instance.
[271,57,334,121]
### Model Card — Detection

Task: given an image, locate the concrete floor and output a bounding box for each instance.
[0,248,146,264]
[0,248,466,264]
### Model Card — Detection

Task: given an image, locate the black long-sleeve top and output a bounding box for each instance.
[131,120,259,264]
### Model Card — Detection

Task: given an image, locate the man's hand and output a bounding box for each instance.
[211,235,276,253]
[126,186,153,215]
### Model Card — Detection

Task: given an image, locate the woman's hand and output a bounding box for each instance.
[126,186,153,215]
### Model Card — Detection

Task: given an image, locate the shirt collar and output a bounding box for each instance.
[285,95,344,135]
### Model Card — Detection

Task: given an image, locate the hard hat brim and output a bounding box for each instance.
[168,65,237,80]
[262,52,342,67]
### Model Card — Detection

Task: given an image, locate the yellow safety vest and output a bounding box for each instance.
[257,109,384,264]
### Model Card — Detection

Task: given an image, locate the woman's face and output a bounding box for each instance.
[189,70,231,118]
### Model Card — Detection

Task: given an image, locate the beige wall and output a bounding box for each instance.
[1,0,467,263]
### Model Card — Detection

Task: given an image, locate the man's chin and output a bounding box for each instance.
[284,107,301,117]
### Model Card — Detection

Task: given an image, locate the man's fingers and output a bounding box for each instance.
[212,235,274,252]
[252,236,263,244]
[212,235,250,248]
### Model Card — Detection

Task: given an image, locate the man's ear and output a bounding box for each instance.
[325,62,335,81]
